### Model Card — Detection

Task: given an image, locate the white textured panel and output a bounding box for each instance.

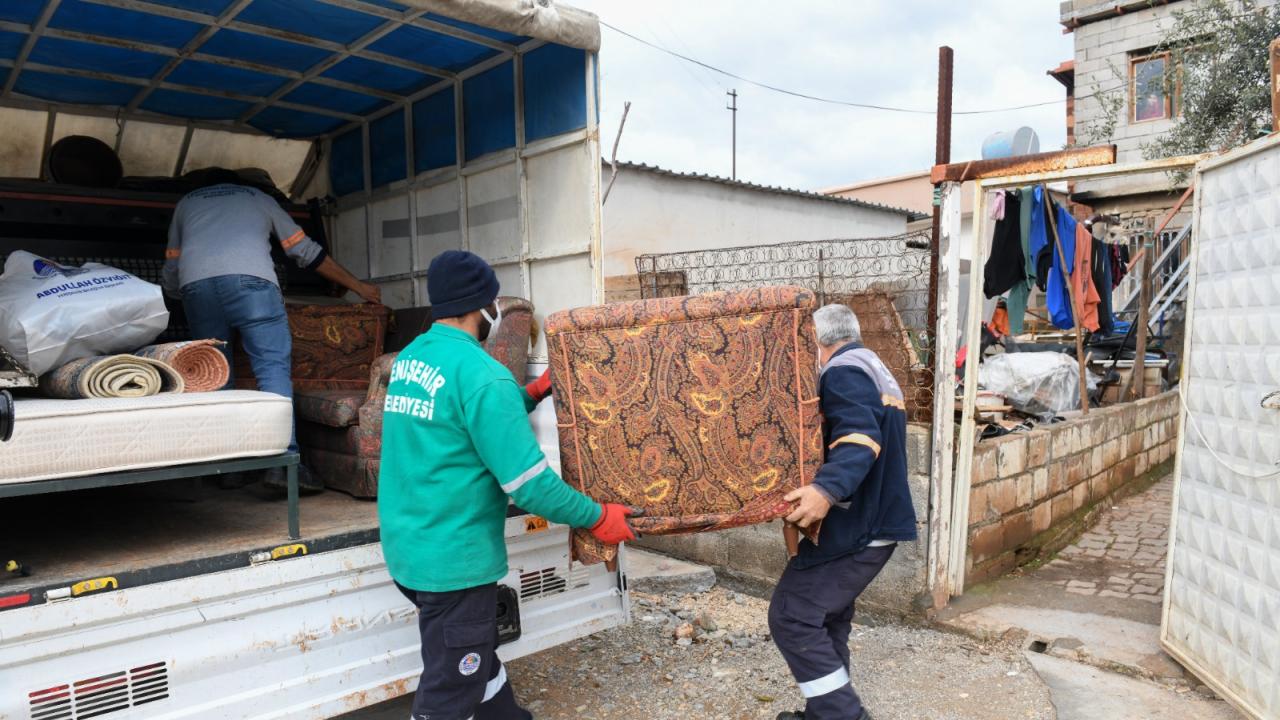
[466,163,520,264]
[0,391,292,483]
[0,108,49,178]
[491,261,523,300]
[376,279,414,310]
[526,143,594,259]
[333,207,369,279]
[368,193,412,278]
[51,114,117,147]
[182,130,310,191]
[117,121,187,177]
[1166,139,1280,720]
[528,253,592,359]
[413,180,462,272]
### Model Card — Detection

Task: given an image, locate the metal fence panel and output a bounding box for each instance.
[636,231,934,421]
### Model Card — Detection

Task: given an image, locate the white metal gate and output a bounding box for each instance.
[1161,136,1280,720]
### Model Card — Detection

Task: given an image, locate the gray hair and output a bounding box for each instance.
[813,304,861,347]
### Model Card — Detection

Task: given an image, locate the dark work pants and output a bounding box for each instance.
[396,582,531,720]
[767,544,896,719]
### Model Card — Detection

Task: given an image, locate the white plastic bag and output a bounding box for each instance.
[0,252,169,375]
[979,352,1100,418]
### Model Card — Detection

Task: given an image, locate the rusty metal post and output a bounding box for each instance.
[817,248,826,305]
[927,46,953,407]
[1271,38,1280,132]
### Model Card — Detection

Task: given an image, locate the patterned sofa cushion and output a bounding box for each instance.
[294,389,363,428]
[545,286,823,565]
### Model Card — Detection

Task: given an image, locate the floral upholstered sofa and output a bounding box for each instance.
[295,297,534,498]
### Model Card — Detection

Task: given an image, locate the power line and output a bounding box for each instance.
[600,20,1087,116]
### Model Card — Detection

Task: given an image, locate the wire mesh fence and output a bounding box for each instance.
[635,231,935,422]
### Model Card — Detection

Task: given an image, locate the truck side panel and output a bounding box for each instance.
[329,47,603,361]
[1,532,623,719]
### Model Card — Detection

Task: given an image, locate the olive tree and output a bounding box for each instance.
[1077,0,1280,157]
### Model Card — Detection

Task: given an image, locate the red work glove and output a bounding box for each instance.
[525,369,552,403]
[589,503,639,545]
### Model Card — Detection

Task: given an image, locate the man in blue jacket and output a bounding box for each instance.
[769,303,918,720]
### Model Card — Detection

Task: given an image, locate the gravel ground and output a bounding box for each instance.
[503,587,1055,720]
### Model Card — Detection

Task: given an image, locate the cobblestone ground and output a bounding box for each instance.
[1036,475,1172,604]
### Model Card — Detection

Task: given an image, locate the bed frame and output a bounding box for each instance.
[0,453,302,539]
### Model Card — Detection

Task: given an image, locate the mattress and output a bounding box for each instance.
[546,286,823,565]
[0,390,292,485]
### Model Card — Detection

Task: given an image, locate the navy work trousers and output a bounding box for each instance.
[396,582,530,720]
[767,543,896,719]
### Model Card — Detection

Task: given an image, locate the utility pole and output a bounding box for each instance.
[726,89,738,180]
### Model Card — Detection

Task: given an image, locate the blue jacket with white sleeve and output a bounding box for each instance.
[795,342,919,569]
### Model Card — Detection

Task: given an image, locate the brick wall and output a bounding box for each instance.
[966,390,1180,587]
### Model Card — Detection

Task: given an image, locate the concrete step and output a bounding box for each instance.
[938,603,1186,684]
[624,548,716,595]
[1025,652,1242,719]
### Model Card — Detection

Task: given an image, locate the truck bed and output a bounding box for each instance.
[0,482,378,608]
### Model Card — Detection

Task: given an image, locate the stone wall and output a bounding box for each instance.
[965,391,1180,587]
[636,424,932,616]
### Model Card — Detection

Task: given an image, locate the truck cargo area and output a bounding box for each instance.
[0,483,378,609]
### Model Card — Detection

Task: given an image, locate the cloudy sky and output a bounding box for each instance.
[569,0,1074,191]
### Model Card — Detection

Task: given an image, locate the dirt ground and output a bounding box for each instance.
[505,587,1054,720]
[345,585,1055,720]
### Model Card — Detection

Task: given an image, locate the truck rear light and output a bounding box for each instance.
[0,592,31,609]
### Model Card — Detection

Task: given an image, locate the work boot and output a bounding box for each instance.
[262,465,323,495]
[776,711,872,720]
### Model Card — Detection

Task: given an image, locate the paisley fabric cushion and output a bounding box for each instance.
[546,286,823,565]
[234,303,390,391]
[485,297,534,382]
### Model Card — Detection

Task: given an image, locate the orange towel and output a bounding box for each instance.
[1074,223,1101,332]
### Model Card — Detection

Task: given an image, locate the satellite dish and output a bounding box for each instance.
[981,127,1041,160]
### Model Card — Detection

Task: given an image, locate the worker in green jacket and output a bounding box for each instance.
[378,250,637,720]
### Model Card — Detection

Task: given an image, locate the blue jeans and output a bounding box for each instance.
[182,274,295,454]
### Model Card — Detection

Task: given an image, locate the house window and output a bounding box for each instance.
[1130,52,1178,123]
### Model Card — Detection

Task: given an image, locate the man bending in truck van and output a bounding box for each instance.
[378,250,638,719]
[769,304,918,720]
[162,169,381,493]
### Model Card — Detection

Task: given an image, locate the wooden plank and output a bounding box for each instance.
[948,182,988,595]
[928,187,962,600]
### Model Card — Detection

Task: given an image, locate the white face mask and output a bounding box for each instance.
[479,302,503,341]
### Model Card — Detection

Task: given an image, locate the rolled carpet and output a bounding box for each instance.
[135,340,229,393]
[43,355,185,399]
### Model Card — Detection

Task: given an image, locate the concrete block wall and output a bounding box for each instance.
[636,424,933,616]
[965,390,1180,587]
[1070,2,1182,163]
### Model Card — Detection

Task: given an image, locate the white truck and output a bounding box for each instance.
[0,2,625,718]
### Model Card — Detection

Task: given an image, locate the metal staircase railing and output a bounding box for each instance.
[1115,222,1191,315]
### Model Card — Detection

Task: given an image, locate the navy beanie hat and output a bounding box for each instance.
[427,250,499,318]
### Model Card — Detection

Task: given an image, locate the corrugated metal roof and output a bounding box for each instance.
[613,161,926,220]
